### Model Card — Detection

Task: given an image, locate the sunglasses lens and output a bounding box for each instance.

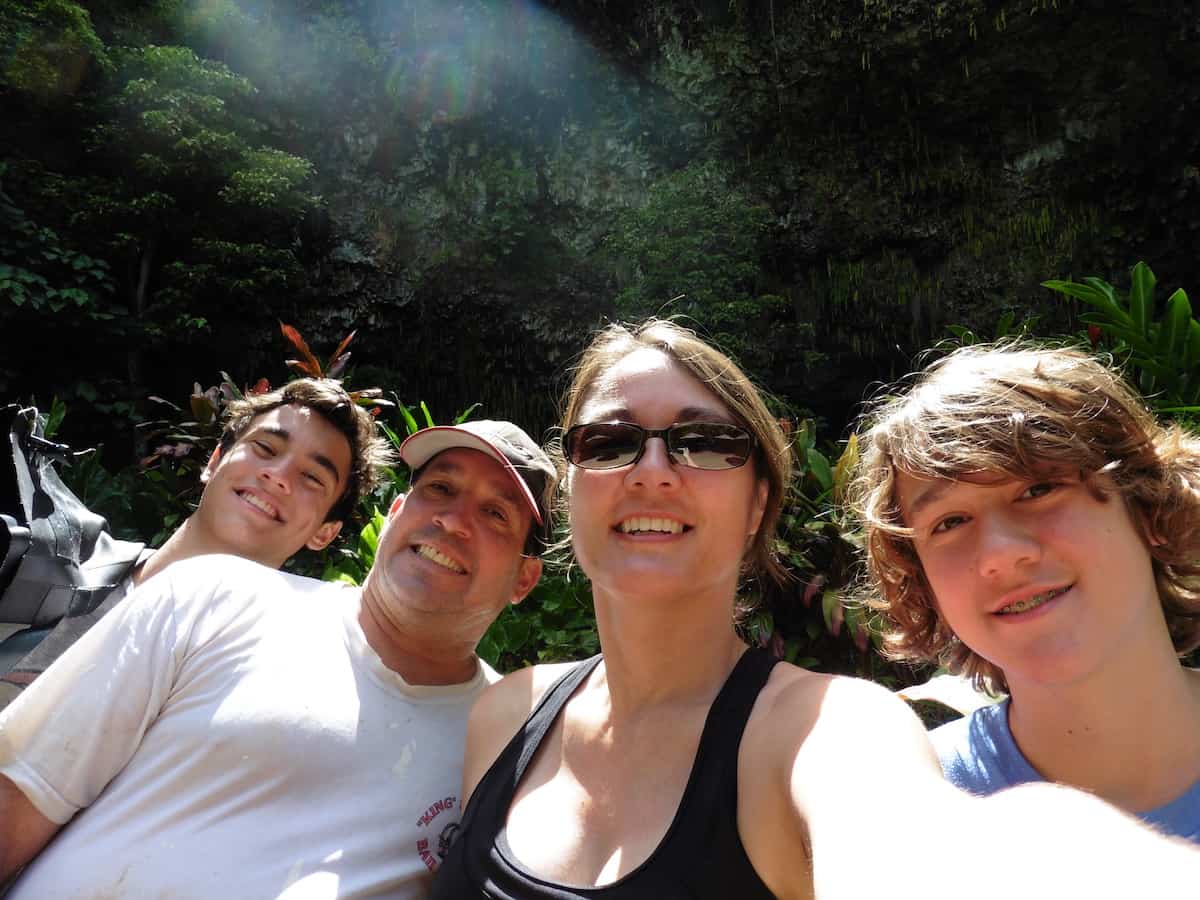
[567,423,644,469]
[668,423,753,469]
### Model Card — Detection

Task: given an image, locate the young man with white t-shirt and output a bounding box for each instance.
[0,377,388,708]
[0,419,555,898]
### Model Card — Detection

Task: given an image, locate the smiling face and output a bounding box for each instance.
[192,403,351,567]
[896,468,1167,690]
[567,347,767,607]
[360,447,542,650]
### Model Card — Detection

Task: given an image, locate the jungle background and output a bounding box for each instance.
[4,0,1200,681]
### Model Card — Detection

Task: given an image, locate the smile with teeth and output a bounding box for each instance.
[238,491,279,520]
[415,544,466,574]
[997,586,1070,615]
[618,517,686,535]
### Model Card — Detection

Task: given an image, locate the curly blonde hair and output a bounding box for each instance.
[849,342,1200,693]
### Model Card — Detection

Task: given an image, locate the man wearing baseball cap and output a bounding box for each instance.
[0,420,555,899]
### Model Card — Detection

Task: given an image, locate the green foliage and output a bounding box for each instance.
[0,0,110,98]
[322,507,388,586]
[478,567,599,671]
[942,310,1044,346]
[0,4,330,444]
[742,421,890,680]
[1044,261,1200,408]
[0,169,114,316]
[605,160,785,366]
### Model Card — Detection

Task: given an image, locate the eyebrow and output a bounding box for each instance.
[255,425,343,485]
[901,478,952,522]
[423,460,524,511]
[588,405,734,423]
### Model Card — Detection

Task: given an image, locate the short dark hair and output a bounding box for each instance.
[220,378,395,522]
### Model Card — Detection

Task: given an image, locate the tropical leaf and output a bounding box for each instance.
[280,321,323,376]
[1129,261,1156,337]
[831,433,859,506]
[326,329,357,372]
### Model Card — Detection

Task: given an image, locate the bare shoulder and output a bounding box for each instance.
[738,665,943,898]
[743,664,938,792]
[758,664,929,735]
[461,661,579,804]
[469,662,577,734]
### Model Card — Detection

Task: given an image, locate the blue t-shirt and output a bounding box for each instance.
[932,700,1200,843]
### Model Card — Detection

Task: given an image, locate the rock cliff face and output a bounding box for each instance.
[281,0,1200,433]
[6,1,1199,444]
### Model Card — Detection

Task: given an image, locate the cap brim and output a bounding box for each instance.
[399,426,544,525]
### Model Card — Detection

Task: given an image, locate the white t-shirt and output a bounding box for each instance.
[0,555,499,899]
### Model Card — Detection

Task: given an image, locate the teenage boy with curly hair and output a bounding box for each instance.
[852,343,1200,841]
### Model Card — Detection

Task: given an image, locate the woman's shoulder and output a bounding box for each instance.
[461,659,591,803]
[748,664,931,761]
[475,659,584,718]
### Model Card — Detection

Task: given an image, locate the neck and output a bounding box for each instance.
[1007,639,1200,811]
[590,580,746,713]
[356,588,482,686]
[133,516,277,586]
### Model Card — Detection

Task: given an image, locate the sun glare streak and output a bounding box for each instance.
[174,0,602,129]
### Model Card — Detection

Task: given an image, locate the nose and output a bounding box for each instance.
[976,513,1041,578]
[259,457,293,493]
[433,496,472,538]
[625,434,681,490]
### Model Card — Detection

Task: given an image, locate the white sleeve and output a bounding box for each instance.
[0,570,199,824]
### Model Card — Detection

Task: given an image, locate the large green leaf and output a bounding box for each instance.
[1129,261,1156,338]
[1042,279,1132,327]
[1161,289,1193,373]
[807,448,833,493]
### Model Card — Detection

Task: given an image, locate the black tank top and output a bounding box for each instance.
[430,647,781,899]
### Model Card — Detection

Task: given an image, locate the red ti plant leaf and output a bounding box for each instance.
[325,330,357,374]
[280,322,324,377]
[327,353,351,379]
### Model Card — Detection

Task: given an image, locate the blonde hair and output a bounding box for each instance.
[850,342,1200,693]
[556,319,792,588]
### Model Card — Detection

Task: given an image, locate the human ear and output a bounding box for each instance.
[510,557,543,606]
[305,519,344,551]
[1133,505,1167,548]
[748,478,768,537]
[388,493,407,517]
[200,446,223,484]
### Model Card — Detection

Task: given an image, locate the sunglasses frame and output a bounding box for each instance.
[564,420,756,471]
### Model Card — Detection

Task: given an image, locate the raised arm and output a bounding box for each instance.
[767,674,1199,898]
[0,775,58,880]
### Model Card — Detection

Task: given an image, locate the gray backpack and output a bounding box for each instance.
[0,406,145,697]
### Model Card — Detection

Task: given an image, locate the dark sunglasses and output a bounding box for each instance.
[564,421,755,471]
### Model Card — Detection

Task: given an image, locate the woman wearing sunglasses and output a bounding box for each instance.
[430,320,1198,899]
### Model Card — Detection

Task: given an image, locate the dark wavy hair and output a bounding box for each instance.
[220,378,395,522]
